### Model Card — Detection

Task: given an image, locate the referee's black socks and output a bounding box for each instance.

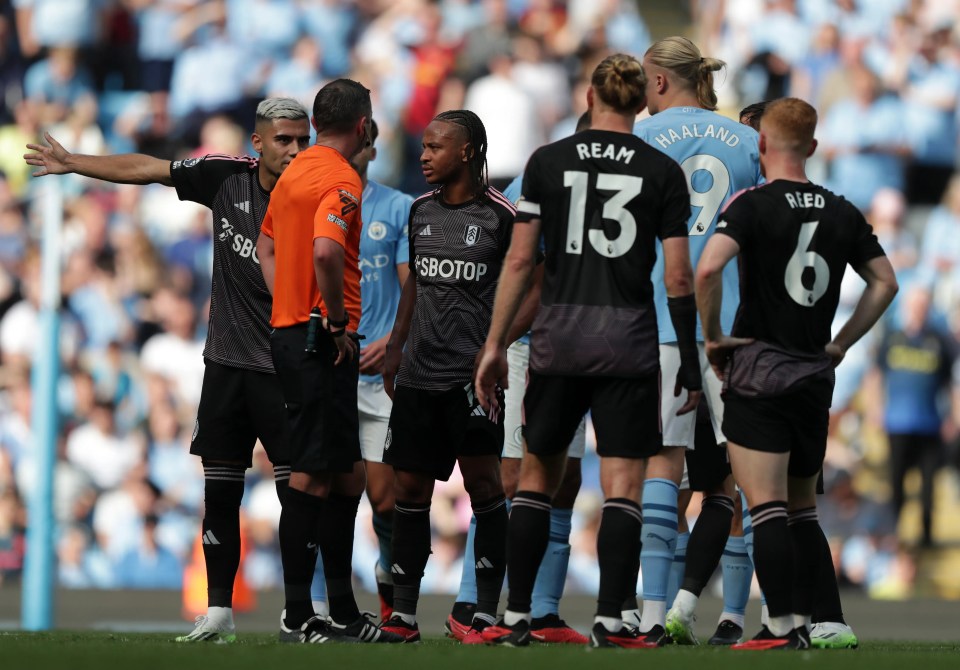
[472,494,507,619]
[505,491,552,615]
[319,493,363,623]
[279,488,324,627]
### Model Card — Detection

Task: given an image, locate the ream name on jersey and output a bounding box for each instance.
[414,255,488,281]
[650,123,745,149]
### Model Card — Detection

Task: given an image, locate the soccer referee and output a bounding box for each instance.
[257,79,402,645]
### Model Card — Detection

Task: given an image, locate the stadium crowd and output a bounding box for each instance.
[0,0,958,606]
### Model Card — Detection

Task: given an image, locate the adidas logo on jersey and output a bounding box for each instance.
[202,531,221,545]
[234,201,250,213]
[476,557,494,569]
[418,225,432,236]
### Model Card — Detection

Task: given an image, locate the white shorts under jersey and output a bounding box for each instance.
[503,341,586,459]
[660,343,725,450]
[358,380,391,462]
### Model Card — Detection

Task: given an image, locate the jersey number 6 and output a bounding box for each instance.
[785,221,830,307]
[563,171,643,258]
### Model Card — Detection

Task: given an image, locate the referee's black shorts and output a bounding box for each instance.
[270,324,361,473]
[722,378,832,479]
[384,383,503,481]
[190,359,289,468]
[523,370,662,459]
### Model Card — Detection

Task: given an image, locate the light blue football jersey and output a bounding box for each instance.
[359,179,413,383]
[635,107,761,342]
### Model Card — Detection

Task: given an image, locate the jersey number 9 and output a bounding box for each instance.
[681,154,731,236]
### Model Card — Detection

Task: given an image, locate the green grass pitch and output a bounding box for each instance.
[1,633,959,670]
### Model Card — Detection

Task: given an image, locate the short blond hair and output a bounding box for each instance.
[644,36,725,111]
[591,53,646,113]
[760,97,818,154]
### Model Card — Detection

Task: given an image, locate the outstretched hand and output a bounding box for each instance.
[704,335,754,381]
[24,132,71,177]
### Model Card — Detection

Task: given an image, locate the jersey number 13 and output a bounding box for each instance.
[563,171,643,258]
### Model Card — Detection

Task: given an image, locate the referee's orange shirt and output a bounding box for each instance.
[261,145,362,330]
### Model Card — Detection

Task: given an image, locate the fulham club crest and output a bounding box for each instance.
[464,224,480,246]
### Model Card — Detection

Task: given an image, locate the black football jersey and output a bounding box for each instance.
[396,187,515,391]
[717,180,886,354]
[516,129,690,377]
[170,154,274,373]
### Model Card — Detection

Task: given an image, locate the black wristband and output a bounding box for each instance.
[327,313,349,329]
[667,294,702,391]
[328,327,346,338]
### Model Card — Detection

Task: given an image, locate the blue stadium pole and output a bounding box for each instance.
[22,178,62,631]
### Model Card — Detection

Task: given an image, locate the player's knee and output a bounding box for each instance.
[393,470,433,504]
[464,472,504,504]
[553,462,582,508]
[500,459,521,499]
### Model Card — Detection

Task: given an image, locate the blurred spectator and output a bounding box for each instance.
[398,3,462,194]
[139,287,205,410]
[167,3,255,143]
[463,51,543,189]
[820,63,911,211]
[0,101,41,197]
[869,188,917,273]
[57,523,113,588]
[65,396,143,491]
[0,248,81,368]
[899,29,960,204]
[265,35,326,109]
[129,0,198,139]
[146,401,202,511]
[23,46,96,127]
[871,285,955,547]
[790,22,841,107]
[919,174,960,309]
[12,0,105,58]
[299,0,358,79]
[0,487,24,583]
[454,0,513,84]
[113,512,184,588]
[0,13,25,127]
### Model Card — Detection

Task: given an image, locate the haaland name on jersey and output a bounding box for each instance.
[415,255,488,281]
[651,122,744,149]
[575,141,636,164]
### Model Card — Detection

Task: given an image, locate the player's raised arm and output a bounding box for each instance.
[24,132,174,186]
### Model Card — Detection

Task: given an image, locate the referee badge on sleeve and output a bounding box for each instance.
[465,224,480,246]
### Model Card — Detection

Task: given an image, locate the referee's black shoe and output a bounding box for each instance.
[326,612,406,643]
[279,614,336,644]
